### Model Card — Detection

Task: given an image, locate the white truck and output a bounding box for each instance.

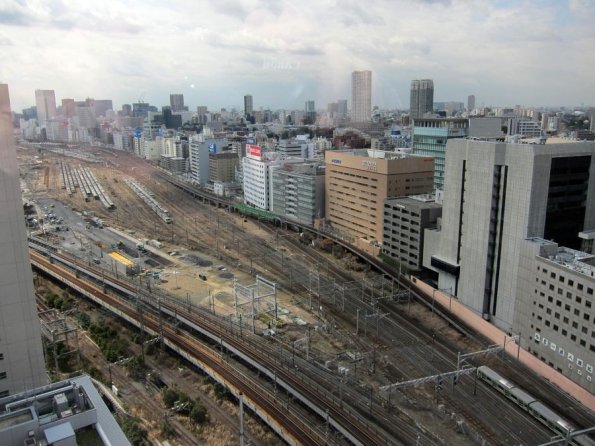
[147,239,162,249]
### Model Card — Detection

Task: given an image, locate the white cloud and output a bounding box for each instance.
[1,0,594,111]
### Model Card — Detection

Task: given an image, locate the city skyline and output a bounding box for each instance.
[1,0,594,112]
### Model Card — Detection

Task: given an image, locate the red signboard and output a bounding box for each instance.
[246,144,262,160]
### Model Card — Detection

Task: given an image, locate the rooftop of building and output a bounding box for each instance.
[385,194,443,209]
[0,375,130,446]
[413,117,469,126]
[327,148,425,160]
[545,136,583,144]
[275,160,325,175]
[527,238,595,279]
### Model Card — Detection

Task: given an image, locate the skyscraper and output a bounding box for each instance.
[351,71,372,123]
[244,94,253,117]
[0,84,47,396]
[409,79,434,120]
[304,100,316,124]
[467,94,476,112]
[34,89,57,122]
[170,94,185,112]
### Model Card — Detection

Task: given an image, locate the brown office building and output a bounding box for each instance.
[209,152,239,183]
[325,149,434,243]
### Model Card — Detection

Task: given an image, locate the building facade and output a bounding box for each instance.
[242,153,281,210]
[412,118,469,191]
[382,195,442,271]
[410,79,434,119]
[325,149,434,243]
[351,71,372,123]
[271,162,325,226]
[423,140,595,330]
[0,84,47,396]
[514,238,594,394]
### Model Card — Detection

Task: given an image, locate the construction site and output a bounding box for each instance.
[18,143,595,446]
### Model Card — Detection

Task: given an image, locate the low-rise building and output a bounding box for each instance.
[514,238,595,394]
[382,194,442,271]
[0,375,130,446]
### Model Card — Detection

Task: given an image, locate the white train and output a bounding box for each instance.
[477,366,595,446]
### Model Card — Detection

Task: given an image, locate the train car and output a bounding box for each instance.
[477,366,595,446]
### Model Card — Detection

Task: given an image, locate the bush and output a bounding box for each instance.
[77,312,91,330]
[121,416,148,446]
[332,244,344,259]
[189,401,208,425]
[213,383,233,402]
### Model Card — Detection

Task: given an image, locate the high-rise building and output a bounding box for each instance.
[244,94,253,117]
[34,89,57,122]
[468,94,476,112]
[423,139,595,330]
[351,71,372,123]
[93,99,113,117]
[170,94,185,112]
[0,84,47,396]
[61,98,76,118]
[325,149,434,243]
[410,79,434,120]
[337,99,348,118]
[271,161,326,226]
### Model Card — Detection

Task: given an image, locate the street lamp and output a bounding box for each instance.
[171,269,179,290]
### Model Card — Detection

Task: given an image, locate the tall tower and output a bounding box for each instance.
[410,79,434,120]
[0,84,47,397]
[34,89,57,122]
[304,100,316,124]
[244,94,253,117]
[351,71,372,123]
[169,94,185,112]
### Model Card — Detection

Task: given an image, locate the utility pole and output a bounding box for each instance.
[239,392,245,446]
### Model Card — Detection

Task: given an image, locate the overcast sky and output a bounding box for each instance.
[1,0,594,112]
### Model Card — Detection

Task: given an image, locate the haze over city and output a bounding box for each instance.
[2,0,595,111]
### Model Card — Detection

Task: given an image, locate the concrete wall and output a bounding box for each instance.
[411,277,595,412]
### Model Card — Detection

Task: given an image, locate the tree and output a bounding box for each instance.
[162,388,178,408]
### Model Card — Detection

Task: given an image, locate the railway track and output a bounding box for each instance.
[31,245,438,444]
[31,251,329,446]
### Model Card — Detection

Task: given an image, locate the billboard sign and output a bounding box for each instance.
[246,144,262,160]
[208,143,217,154]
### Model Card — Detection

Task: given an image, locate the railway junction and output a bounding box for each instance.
[18,144,595,445]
